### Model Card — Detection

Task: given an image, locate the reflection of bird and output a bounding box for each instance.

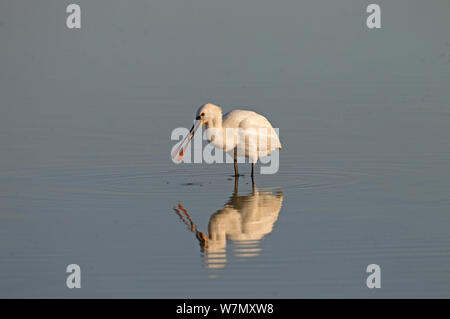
[173,180,283,269]
[172,103,282,178]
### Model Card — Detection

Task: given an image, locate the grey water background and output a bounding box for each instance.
[1,0,450,298]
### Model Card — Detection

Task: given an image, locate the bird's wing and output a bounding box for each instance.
[238,114,282,151]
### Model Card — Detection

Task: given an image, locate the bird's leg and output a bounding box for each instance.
[234,175,239,195]
[251,163,255,189]
[234,147,239,177]
[251,174,255,193]
[251,163,255,179]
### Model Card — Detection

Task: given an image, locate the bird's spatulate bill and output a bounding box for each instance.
[171,120,202,161]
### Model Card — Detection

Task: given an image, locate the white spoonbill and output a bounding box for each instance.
[173,181,283,269]
[172,103,282,178]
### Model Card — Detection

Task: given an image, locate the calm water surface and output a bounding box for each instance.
[1,1,450,298]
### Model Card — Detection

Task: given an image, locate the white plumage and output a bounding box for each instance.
[173,186,283,269]
[173,103,282,177]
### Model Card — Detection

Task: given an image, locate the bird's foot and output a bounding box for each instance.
[230,174,245,178]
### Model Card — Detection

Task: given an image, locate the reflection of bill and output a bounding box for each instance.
[173,181,283,270]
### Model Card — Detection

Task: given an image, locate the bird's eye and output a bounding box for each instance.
[201,112,205,117]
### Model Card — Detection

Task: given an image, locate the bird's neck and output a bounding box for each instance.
[205,115,226,149]
[206,114,223,129]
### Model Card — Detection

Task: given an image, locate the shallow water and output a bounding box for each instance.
[1,1,450,298]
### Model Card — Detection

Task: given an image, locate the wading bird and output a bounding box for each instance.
[172,103,282,178]
[172,179,283,269]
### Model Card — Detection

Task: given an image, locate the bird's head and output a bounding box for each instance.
[195,103,222,128]
[171,103,222,161]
